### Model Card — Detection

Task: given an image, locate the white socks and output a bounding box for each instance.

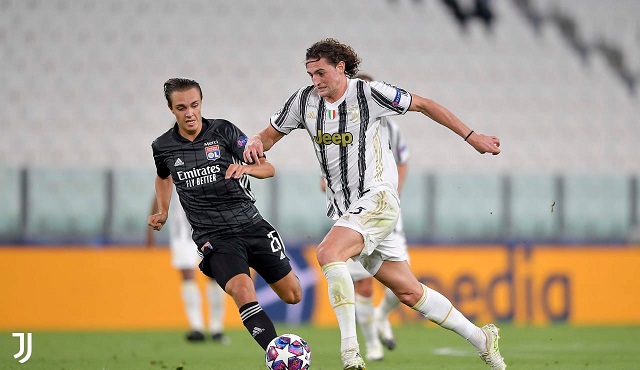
[206,280,226,334]
[411,283,486,351]
[377,287,400,317]
[355,293,379,350]
[181,280,204,331]
[322,262,358,353]
[182,279,227,335]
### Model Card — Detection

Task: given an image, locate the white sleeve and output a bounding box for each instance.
[269,87,307,135]
[368,81,412,118]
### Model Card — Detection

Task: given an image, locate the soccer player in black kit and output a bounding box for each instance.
[148,78,302,351]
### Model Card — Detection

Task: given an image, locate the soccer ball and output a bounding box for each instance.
[265,333,312,370]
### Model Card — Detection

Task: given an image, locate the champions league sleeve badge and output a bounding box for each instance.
[205,145,221,161]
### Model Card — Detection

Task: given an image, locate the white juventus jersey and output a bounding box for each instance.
[270,78,412,219]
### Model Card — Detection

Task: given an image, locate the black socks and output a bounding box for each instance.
[239,302,277,350]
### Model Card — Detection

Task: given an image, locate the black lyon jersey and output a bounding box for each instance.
[152,118,262,240]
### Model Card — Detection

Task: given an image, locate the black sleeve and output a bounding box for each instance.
[152,141,171,179]
[219,119,252,163]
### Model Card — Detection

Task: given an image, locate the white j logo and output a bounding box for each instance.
[12,332,32,363]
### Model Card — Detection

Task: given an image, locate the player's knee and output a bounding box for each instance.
[395,288,421,307]
[225,276,256,302]
[282,287,302,305]
[316,243,340,266]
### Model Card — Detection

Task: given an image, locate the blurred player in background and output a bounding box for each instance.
[148,188,229,344]
[244,39,505,370]
[148,78,302,351]
[319,73,408,362]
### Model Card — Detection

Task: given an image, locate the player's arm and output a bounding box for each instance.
[397,162,408,195]
[408,93,500,155]
[146,197,159,247]
[148,175,173,231]
[226,157,275,179]
[244,125,286,165]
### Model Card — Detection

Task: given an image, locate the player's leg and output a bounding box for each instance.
[177,268,206,341]
[348,259,384,361]
[206,278,229,344]
[374,228,404,350]
[199,242,278,351]
[374,287,399,349]
[169,200,206,341]
[250,219,302,305]
[318,189,400,370]
[316,226,367,369]
[268,270,302,304]
[374,261,506,369]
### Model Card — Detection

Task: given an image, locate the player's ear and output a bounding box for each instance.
[336,61,345,74]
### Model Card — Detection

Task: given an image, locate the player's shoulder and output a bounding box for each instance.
[205,118,241,135]
[151,125,177,150]
[207,117,234,128]
[368,79,399,91]
[291,84,316,100]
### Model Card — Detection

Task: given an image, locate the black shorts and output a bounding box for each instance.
[197,219,293,290]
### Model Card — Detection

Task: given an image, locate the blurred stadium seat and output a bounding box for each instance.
[109,168,158,244]
[563,174,631,241]
[509,173,558,241]
[0,167,22,240]
[25,168,107,243]
[274,171,335,243]
[399,173,432,240]
[0,0,638,244]
[432,173,503,240]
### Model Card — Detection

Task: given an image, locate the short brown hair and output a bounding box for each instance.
[305,38,361,78]
[163,78,202,107]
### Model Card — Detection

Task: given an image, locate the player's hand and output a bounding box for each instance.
[243,136,264,165]
[148,212,168,231]
[468,133,501,155]
[226,163,247,179]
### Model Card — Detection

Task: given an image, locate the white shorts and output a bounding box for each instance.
[346,225,409,281]
[335,188,407,276]
[169,202,201,269]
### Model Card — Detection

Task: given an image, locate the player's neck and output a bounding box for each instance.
[324,79,348,104]
[178,127,202,142]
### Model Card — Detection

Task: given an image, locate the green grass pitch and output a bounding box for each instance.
[1,324,638,369]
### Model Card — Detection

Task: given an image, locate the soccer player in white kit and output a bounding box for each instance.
[321,73,409,362]
[244,39,506,370]
[165,187,229,343]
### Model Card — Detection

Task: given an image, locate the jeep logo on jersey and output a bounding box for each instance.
[205,145,220,161]
[314,130,353,146]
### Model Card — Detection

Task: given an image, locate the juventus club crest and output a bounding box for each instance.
[205,145,220,161]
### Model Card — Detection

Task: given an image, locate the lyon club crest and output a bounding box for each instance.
[205,145,220,161]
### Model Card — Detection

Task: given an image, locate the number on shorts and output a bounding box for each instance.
[267,230,284,253]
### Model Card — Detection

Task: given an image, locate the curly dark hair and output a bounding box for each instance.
[163,78,202,107]
[305,38,361,78]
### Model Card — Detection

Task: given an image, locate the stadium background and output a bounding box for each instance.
[1,0,639,333]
